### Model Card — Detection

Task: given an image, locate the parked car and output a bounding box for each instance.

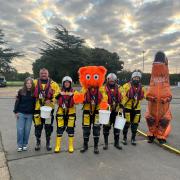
[0,76,7,87]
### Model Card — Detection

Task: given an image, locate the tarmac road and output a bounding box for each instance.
[0,87,179,180]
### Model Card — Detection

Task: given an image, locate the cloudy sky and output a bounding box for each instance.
[0,0,179,73]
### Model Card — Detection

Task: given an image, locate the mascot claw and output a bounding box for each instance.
[73,92,84,104]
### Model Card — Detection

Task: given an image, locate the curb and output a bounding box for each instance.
[0,132,11,180]
[137,129,180,155]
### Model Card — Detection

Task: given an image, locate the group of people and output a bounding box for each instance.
[14,51,172,154]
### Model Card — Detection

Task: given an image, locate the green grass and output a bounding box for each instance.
[7,81,24,86]
[6,81,80,87]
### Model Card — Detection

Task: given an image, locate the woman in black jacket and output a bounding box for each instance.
[14,77,35,152]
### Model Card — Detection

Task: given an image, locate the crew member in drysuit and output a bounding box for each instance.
[103,73,123,150]
[33,68,60,151]
[73,66,108,154]
[122,70,145,145]
[145,51,172,144]
[54,76,76,153]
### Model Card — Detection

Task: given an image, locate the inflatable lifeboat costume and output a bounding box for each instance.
[74,66,108,154]
[145,51,172,144]
[103,73,123,150]
[122,71,145,145]
[33,75,59,151]
[54,76,76,153]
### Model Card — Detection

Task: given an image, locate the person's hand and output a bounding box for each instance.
[60,92,65,96]
[161,97,172,104]
[68,92,73,96]
[15,113,19,119]
[45,100,51,105]
[118,108,123,113]
[73,92,84,104]
[146,96,157,102]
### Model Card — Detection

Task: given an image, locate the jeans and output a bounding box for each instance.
[17,113,33,148]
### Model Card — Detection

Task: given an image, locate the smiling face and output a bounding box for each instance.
[39,69,49,80]
[78,66,107,88]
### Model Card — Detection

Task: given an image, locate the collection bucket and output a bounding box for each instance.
[114,112,126,130]
[40,106,52,119]
[99,106,111,125]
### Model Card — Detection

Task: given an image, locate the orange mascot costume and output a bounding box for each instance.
[145,51,172,144]
[74,66,108,154]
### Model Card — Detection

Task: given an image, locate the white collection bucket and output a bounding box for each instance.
[40,106,52,119]
[114,112,126,130]
[99,106,111,125]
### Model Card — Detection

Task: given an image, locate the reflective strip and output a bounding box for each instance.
[125,113,130,122]
[83,114,90,126]
[134,114,140,123]
[34,114,41,125]
[68,116,75,127]
[57,116,64,127]
[94,114,99,125]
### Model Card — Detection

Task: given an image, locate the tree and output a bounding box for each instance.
[33,25,124,83]
[0,29,22,74]
[33,25,87,82]
[88,48,124,73]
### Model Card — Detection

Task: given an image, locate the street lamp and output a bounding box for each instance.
[142,50,145,72]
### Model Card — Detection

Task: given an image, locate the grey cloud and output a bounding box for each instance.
[0,0,179,73]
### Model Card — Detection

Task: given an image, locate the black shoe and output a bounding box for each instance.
[103,135,108,150]
[114,135,122,150]
[103,143,108,150]
[94,146,99,154]
[148,136,155,143]
[158,139,166,144]
[35,139,41,151]
[114,144,122,150]
[122,138,127,145]
[131,139,137,146]
[35,144,41,151]
[46,139,52,151]
[80,144,88,153]
[46,144,52,151]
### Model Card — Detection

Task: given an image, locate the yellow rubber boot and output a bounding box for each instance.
[68,137,74,153]
[54,136,62,153]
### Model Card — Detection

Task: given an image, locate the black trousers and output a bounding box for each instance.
[56,113,76,137]
[34,110,54,139]
[82,110,100,143]
[123,108,141,140]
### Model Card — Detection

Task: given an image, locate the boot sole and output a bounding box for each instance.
[54,150,60,153]
[80,149,88,153]
[94,151,99,154]
[35,148,40,151]
[114,146,122,150]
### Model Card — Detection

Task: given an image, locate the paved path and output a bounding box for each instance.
[0,87,179,180]
[0,132,10,180]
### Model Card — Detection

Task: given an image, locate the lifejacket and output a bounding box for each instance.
[84,87,102,105]
[34,78,54,100]
[126,82,144,101]
[105,84,121,105]
[58,88,74,108]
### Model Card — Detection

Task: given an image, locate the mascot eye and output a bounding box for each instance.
[94,74,99,80]
[86,74,91,80]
